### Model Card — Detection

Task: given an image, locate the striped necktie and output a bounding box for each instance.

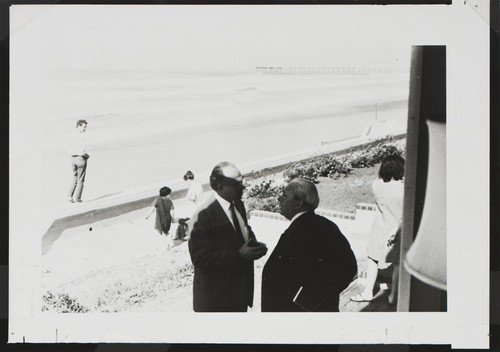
[229,202,244,241]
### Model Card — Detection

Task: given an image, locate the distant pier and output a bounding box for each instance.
[255,66,410,75]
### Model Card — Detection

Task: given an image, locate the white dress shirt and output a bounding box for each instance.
[68,129,87,156]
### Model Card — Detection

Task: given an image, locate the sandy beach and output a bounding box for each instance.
[40,71,408,211]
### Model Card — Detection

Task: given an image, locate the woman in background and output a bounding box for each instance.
[146,186,175,237]
[350,154,405,305]
[174,171,203,241]
[183,170,203,217]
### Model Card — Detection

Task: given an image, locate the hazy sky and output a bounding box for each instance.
[11,5,412,73]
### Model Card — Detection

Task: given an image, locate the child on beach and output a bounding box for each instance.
[146,186,175,238]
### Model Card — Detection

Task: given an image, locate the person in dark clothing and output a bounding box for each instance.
[146,186,175,236]
[188,161,267,312]
[261,178,357,312]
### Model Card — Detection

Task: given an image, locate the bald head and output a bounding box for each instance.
[210,162,244,202]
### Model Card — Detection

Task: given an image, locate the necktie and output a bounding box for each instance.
[229,202,244,241]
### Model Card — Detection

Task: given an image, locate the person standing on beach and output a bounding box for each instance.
[188,161,268,312]
[261,178,357,312]
[67,119,89,203]
[146,186,176,237]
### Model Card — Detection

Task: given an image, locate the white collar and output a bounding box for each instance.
[290,211,308,224]
[214,192,232,211]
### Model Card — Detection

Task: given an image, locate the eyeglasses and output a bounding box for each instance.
[220,179,244,187]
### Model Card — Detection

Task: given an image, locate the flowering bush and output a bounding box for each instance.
[281,161,322,183]
[244,179,284,198]
[243,179,284,216]
[321,156,353,179]
[350,142,403,168]
[283,137,404,183]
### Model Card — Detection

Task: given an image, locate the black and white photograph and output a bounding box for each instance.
[8,3,489,347]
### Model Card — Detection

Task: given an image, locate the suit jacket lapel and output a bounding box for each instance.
[234,200,248,224]
[235,199,256,242]
[212,198,245,245]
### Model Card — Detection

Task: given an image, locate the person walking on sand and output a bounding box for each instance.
[146,186,176,238]
[67,119,89,203]
[350,154,405,305]
[188,161,268,312]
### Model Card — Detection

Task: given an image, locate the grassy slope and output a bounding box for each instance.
[317,165,379,213]
[43,244,194,313]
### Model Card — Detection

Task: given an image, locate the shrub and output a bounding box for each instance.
[244,196,281,216]
[283,155,353,183]
[42,291,90,313]
[283,137,404,183]
[243,179,284,216]
[244,179,284,199]
[350,142,403,168]
[323,156,353,179]
[282,161,321,183]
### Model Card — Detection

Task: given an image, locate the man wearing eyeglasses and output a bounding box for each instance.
[188,161,268,312]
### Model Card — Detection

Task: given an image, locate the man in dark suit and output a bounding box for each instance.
[261,178,357,312]
[188,161,268,312]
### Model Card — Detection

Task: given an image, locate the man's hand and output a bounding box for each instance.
[239,239,268,260]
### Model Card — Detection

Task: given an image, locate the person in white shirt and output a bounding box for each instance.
[183,170,203,216]
[67,119,89,203]
[350,154,405,304]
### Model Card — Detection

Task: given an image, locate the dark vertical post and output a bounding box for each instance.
[398,46,423,312]
[490,0,500,346]
[399,46,447,312]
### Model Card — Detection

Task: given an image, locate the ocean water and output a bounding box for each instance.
[41,70,409,208]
